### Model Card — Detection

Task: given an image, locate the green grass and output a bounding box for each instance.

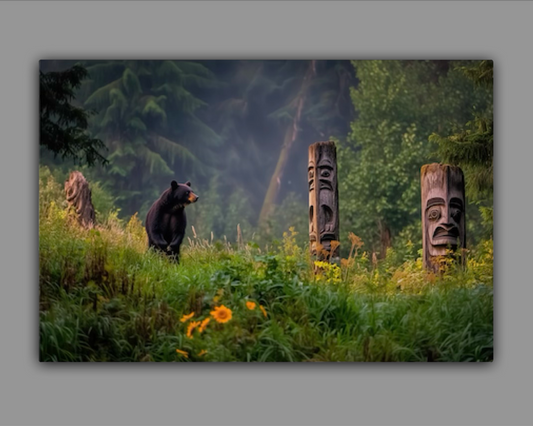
[39,173,493,362]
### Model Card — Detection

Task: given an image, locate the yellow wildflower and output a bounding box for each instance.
[198,350,207,357]
[186,321,201,338]
[246,301,256,310]
[210,305,233,323]
[259,305,267,318]
[175,349,189,358]
[180,312,195,323]
[199,317,211,333]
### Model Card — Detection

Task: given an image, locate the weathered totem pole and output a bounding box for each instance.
[308,141,339,260]
[65,171,96,229]
[421,163,466,273]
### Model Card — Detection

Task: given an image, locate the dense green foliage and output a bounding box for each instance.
[40,170,493,362]
[430,60,494,234]
[40,64,107,166]
[338,60,493,256]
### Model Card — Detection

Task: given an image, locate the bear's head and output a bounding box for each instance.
[167,180,199,208]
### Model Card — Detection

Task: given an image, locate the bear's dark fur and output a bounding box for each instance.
[145,180,198,263]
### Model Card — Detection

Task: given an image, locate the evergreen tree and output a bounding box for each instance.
[77,60,222,218]
[430,60,493,199]
[40,64,107,167]
[430,60,493,232]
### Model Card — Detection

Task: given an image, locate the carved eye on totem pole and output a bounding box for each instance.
[308,141,339,259]
[421,163,466,272]
[318,166,334,189]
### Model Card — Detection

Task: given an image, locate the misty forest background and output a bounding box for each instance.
[40,60,492,257]
[39,60,493,362]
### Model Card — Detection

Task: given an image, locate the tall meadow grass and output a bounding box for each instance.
[39,169,493,362]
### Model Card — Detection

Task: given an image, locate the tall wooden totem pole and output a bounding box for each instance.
[308,141,339,260]
[421,163,466,273]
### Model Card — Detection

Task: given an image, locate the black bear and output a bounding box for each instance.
[145,180,199,263]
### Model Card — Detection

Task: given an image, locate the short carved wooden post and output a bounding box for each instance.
[65,171,96,229]
[421,163,466,273]
[308,141,339,260]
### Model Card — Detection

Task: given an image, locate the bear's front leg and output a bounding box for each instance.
[168,213,185,264]
[168,236,184,264]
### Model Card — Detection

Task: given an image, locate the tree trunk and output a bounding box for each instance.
[378,220,391,259]
[65,171,96,229]
[259,61,316,224]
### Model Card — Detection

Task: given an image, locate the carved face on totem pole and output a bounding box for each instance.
[308,141,339,259]
[421,163,466,271]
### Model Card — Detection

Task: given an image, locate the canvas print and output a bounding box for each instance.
[39,60,493,362]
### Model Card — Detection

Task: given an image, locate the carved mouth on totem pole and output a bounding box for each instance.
[432,226,460,246]
[321,204,334,226]
[318,205,336,250]
[319,234,336,251]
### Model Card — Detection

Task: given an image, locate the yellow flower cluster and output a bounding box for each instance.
[179,304,235,341]
[314,260,341,284]
[177,296,270,360]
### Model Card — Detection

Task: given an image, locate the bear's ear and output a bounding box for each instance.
[171,181,178,190]
[185,181,191,187]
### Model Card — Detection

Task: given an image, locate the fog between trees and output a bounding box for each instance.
[40,60,492,257]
